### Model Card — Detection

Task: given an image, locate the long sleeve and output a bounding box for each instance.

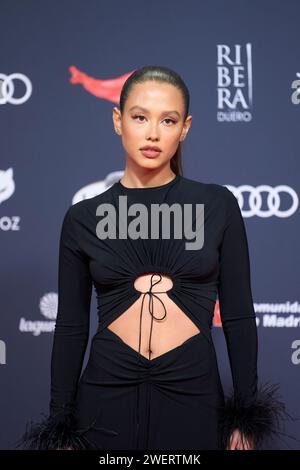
[17,204,94,449]
[217,187,288,449]
[50,204,92,416]
[218,187,258,405]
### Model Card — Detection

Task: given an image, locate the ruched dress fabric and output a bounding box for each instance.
[48,174,259,450]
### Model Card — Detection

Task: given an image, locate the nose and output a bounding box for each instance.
[145,122,160,141]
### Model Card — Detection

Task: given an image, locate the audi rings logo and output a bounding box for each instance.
[0,73,32,105]
[225,185,299,218]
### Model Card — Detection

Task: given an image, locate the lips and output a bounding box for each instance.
[140,146,162,152]
[140,146,162,158]
[140,149,161,158]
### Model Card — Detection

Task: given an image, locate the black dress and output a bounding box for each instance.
[18,174,288,450]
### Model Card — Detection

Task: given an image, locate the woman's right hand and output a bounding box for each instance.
[227,429,254,450]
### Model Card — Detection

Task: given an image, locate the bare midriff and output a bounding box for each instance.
[107,273,201,360]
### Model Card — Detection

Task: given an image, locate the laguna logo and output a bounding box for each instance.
[19,292,58,336]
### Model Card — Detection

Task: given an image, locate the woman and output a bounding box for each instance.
[18,65,288,451]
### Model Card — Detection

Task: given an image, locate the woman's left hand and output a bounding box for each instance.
[228,429,254,450]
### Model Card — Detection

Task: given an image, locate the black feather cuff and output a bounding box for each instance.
[218,382,295,449]
[15,407,98,450]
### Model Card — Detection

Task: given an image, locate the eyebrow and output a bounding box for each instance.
[129,105,181,118]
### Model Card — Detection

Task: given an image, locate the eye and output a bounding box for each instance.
[131,115,177,125]
[132,114,146,122]
[163,118,176,125]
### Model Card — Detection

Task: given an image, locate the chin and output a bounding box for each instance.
[135,158,162,169]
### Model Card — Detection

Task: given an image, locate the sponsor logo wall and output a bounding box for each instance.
[1,1,299,450]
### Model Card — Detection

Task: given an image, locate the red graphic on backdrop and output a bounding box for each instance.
[69,66,136,104]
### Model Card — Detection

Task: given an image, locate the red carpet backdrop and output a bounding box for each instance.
[1,0,299,450]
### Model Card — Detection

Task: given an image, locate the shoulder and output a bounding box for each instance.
[179,175,228,195]
[63,185,115,225]
[180,175,235,207]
